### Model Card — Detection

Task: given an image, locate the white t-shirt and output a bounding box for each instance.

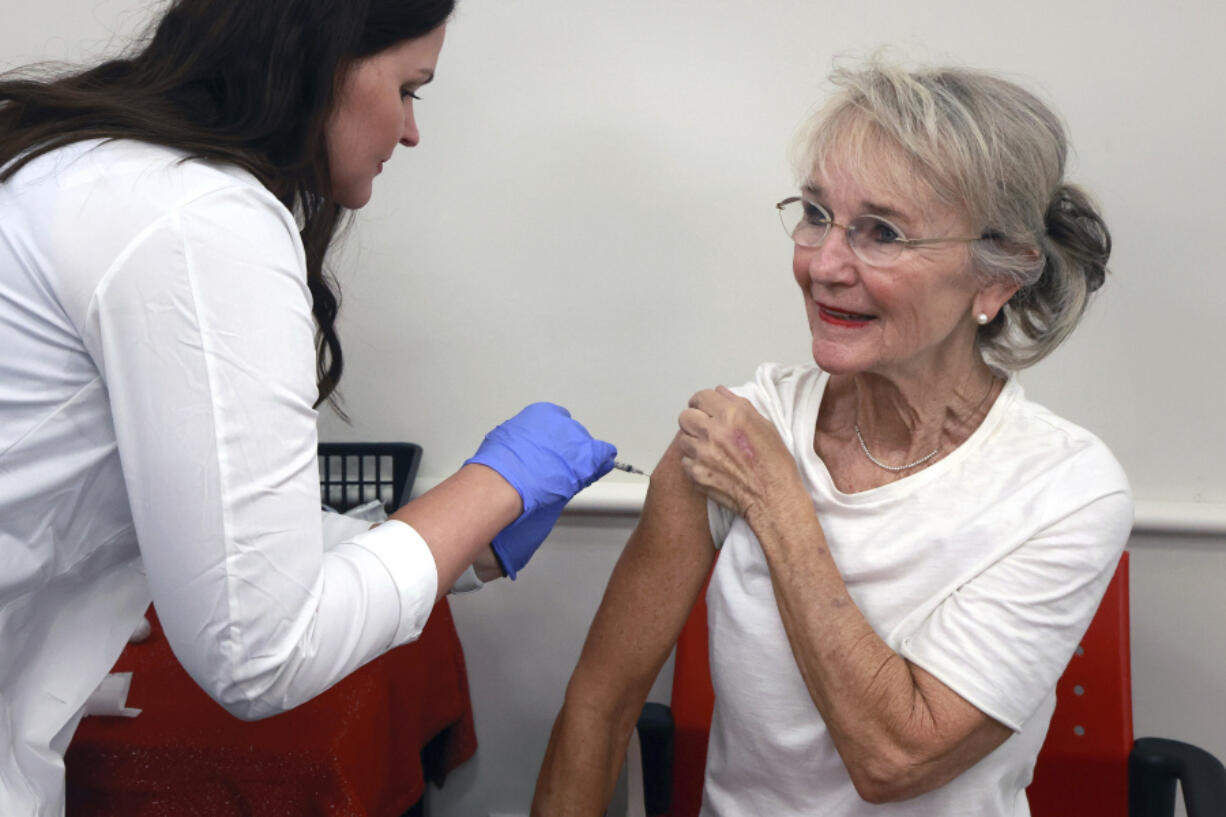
[0,140,439,816]
[701,362,1133,817]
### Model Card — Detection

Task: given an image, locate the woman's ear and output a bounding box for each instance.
[974,278,1021,324]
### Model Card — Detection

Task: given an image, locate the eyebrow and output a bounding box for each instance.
[802,183,915,227]
[861,200,913,226]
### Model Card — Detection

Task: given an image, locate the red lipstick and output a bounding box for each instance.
[817,304,876,328]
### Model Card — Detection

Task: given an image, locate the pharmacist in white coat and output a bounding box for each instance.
[0,0,614,814]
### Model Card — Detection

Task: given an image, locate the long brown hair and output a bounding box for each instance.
[0,0,456,405]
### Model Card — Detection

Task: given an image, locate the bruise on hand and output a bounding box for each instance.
[733,429,756,460]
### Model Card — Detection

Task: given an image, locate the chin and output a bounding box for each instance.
[341,191,373,210]
[810,338,869,376]
[332,180,374,210]
[813,357,867,377]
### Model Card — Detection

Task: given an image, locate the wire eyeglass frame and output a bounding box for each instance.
[776,196,989,268]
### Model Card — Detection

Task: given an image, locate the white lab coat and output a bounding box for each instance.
[0,139,440,815]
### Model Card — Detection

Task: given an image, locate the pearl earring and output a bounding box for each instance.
[976,312,990,325]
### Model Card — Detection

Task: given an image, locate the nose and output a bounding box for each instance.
[800,223,858,287]
[400,104,420,147]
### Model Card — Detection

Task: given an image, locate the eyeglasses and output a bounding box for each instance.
[775,196,988,268]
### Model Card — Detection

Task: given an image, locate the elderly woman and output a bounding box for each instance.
[531,61,1132,816]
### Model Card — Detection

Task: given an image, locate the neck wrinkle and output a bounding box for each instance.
[851,362,1000,454]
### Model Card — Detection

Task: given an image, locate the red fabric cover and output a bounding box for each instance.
[664,556,1133,817]
[65,600,477,817]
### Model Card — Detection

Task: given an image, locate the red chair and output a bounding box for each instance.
[634,552,1226,817]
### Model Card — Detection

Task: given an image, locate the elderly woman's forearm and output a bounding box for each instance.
[532,695,635,816]
[746,496,1010,802]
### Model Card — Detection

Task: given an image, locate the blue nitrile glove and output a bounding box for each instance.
[489,497,567,579]
[465,402,617,516]
[465,402,616,577]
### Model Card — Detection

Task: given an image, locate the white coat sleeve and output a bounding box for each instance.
[321,508,485,593]
[85,185,438,720]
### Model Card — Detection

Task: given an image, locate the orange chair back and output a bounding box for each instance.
[665,554,1133,817]
[1027,552,1133,816]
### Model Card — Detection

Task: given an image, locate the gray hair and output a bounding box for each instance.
[793,60,1110,370]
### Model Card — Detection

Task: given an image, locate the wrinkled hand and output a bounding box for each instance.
[466,402,616,578]
[677,386,799,518]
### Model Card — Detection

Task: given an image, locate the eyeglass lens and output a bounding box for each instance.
[778,198,907,266]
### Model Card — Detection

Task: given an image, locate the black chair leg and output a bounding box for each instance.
[636,702,676,817]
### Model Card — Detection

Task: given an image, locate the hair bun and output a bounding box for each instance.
[1044,184,1110,293]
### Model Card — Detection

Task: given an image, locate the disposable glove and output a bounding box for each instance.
[465,402,616,577]
[489,497,567,579]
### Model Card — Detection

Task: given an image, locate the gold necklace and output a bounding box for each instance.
[853,423,939,472]
[853,374,1001,473]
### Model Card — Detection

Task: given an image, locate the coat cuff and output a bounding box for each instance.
[345,519,438,645]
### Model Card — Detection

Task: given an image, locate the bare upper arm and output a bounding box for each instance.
[565,436,717,711]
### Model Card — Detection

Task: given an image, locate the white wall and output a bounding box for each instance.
[327,0,1226,509]
[5,1,1225,815]
[1130,536,1226,760]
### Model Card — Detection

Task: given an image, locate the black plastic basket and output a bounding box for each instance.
[317,442,423,514]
